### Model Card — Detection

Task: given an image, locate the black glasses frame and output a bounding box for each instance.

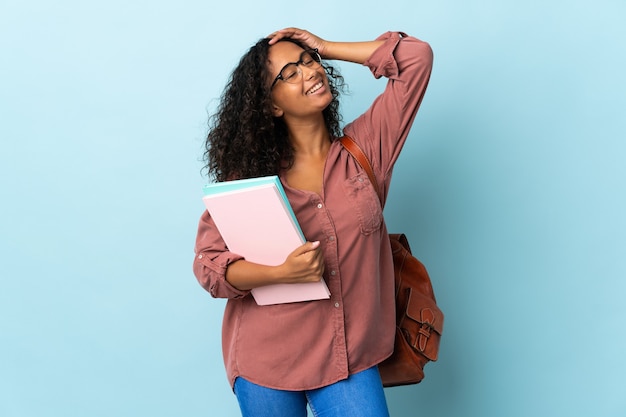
[270,49,322,89]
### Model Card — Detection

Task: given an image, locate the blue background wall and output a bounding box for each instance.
[1,1,624,416]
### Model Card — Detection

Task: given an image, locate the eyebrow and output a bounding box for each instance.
[282,50,307,67]
[272,51,305,78]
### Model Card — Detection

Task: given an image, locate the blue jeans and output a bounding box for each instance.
[233,366,390,417]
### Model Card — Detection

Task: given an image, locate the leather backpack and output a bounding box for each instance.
[340,135,444,387]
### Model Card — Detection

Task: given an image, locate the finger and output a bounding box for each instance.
[267,29,291,43]
[267,28,303,44]
[272,27,299,37]
[307,240,321,251]
[291,240,320,257]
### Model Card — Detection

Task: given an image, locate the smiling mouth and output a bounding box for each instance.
[306,81,324,95]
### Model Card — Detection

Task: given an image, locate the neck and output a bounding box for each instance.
[286,117,331,157]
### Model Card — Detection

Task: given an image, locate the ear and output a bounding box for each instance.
[271,103,284,117]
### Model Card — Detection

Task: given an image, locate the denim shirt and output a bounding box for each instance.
[193,31,433,390]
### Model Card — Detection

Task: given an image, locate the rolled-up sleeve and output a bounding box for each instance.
[193,210,249,299]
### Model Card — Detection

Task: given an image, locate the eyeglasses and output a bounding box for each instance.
[270,49,322,89]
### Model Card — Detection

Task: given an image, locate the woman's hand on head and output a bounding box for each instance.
[267,28,328,57]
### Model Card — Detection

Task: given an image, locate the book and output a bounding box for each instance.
[202,175,331,305]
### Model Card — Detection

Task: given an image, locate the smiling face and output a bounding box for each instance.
[268,41,333,120]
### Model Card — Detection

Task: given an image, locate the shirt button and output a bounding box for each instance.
[330,270,336,276]
[359,178,364,182]
[334,302,340,308]
[317,203,323,209]
[329,236,335,242]
[198,254,203,259]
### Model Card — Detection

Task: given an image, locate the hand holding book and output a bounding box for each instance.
[225,240,325,291]
[276,240,326,284]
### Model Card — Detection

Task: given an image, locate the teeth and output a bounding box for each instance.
[306,82,323,95]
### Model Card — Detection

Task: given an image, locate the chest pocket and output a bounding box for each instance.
[342,173,383,235]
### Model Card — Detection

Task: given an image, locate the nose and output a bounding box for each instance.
[301,64,317,81]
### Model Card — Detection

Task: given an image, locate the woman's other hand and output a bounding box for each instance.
[278,241,326,284]
[224,240,325,291]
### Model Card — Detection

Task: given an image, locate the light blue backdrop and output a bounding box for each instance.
[1,1,624,416]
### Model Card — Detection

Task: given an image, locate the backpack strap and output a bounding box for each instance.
[339,135,380,197]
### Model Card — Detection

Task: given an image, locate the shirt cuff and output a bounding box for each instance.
[195,251,250,298]
[363,31,407,79]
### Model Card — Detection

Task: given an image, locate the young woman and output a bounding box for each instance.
[193,27,433,417]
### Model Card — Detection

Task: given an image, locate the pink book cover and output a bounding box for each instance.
[202,177,330,305]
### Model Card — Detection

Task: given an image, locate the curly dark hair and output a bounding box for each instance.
[202,38,346,182]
